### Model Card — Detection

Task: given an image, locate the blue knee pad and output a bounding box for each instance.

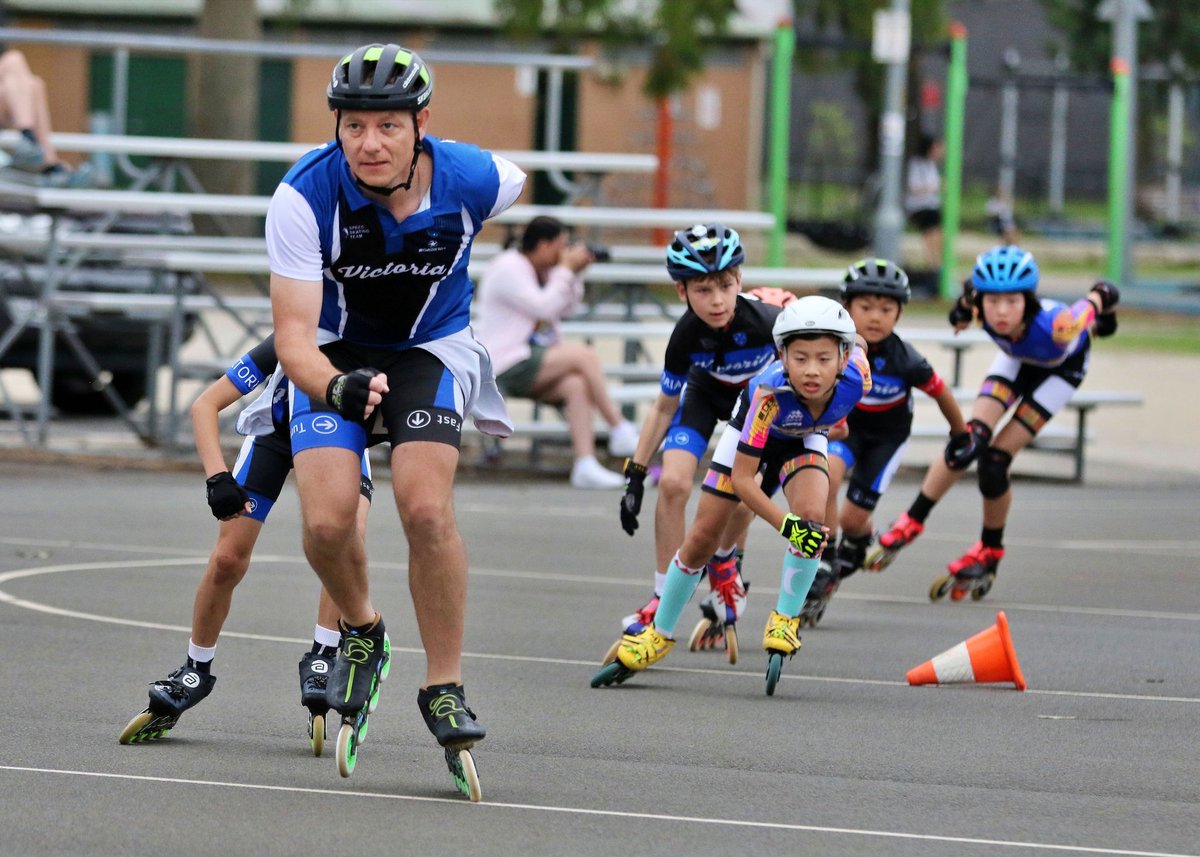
[977,448,1013,499]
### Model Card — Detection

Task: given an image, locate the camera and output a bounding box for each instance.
[585,242,611,263]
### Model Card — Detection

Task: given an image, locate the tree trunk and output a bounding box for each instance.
[187,0,261,234]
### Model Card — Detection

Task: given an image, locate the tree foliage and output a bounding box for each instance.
[494,0,738,98]
[1037,0,1200,73]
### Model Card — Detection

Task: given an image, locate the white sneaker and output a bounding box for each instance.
[570,456,626,490]
[607,420,640,458]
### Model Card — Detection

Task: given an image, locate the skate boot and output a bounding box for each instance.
[327,616,391,778]
[864,512,924,572]
[833,533,871,581]
[931,542,1004,602]
[299,650,335,757]
[602,593,660,664]
[688,555,749,663]
[762,610,802,697]
[418,684,487,802]
[591,624,674,688]
[118,663,216,744]
[799,560,839,628]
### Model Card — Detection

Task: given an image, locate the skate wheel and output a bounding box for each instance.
[379,634,392,682]
[950,583,968,601]
[930,575,953,601]
[336,721,358,778]
[765,653,783,696]
[688,618,711,652]
[971,573,996,601]
[450,748,483,802]
[600,639,621,666]
[118,709,177,744]
[725,625,738,665]
[118,710,154,745]
[864,546,893,573]
[309,713,325,757]
[367,680,381,715]
[590,661,630,688]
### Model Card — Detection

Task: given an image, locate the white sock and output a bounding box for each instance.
[314,624,341,649]
[654,571,668,596]
[188,640,216,664]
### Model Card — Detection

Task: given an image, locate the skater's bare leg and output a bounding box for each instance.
[391,441,467,688]
[294,446,376,627]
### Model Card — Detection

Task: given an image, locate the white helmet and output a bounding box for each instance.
[772,295,857,352]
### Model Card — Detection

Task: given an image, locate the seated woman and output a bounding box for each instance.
[475,216,638,489]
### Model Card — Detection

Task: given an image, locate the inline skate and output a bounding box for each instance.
[591,624,674,688]
[418,684,487,802]
[687,556,748,663]
[299,649,336,757]
[863,512,924,572]
[600,593,659,664]
[798,559,839,628]
[762,610,802,696]
[328,618,391,778]
[930,542,1004,602]
[118,663,216,744]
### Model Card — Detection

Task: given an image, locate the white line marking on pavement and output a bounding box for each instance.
[0,765,1195,857]
[1,559,1199,705]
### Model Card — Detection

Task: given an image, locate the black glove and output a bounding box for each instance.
[948,294,974,327]
[205,471,249,520]
[1090,280,1120,312]
[944,418,991,471]
[778,514,825,558]
[619,460,647,536]
[1095,312,1118,337]
[325,367,381,420]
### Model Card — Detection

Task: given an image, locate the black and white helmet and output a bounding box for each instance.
[841,258,910,305]
[772,295,857,352]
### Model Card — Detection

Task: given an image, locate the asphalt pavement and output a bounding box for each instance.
[1,457,1197,857]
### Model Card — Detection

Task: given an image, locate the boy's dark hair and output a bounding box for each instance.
[520,216,567,253]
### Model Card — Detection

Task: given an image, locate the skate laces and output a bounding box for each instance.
[765,612,800,647]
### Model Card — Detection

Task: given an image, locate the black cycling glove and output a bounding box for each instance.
[619,460,647,536]
[206,471,249,519]
[326,367,381,420]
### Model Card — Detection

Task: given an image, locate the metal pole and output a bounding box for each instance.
[998,48,1020,205]
[1100,0,1151,286]
[1106,58,1130,281]
[1048,52,1070,217]
[767,17,794,267]
[939,23,967,300]
[871,0,910,264]
[1165,54,1184,228]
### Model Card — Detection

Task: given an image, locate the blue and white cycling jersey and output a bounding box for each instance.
[266,135,525,350]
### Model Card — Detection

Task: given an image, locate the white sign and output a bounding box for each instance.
[696,86,722,130]
[872,9,912,64]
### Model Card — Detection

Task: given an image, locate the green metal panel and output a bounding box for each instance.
[256,59,292,195]
[89,54,187,138]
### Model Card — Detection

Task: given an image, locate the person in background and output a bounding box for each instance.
[0,13,93,187]
[474,215,639,489]
[905,133,944,272]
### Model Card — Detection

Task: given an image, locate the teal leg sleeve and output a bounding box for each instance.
[653,554,704,637]
[776,550,819,617]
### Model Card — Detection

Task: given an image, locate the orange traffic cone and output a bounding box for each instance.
[907,611,1026,691]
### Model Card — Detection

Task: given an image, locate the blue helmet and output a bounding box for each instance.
[666,224,744,281]
[971,245,1038,293]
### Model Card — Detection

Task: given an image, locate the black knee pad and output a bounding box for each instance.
[977,448,1013,499]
